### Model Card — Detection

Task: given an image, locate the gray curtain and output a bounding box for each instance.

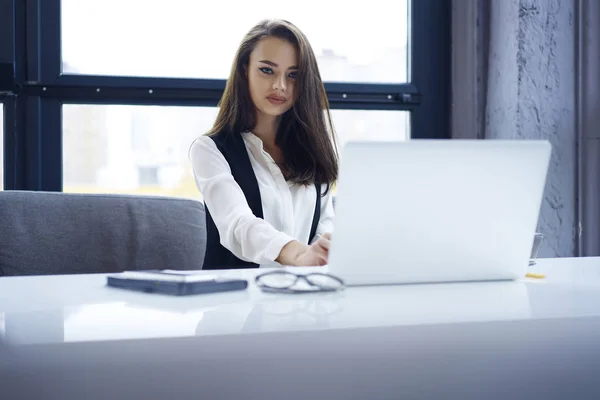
[452,0,600,258]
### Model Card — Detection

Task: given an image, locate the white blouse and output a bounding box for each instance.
[189,131,335,266]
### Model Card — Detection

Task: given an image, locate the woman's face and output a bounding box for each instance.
[247,36,298,118]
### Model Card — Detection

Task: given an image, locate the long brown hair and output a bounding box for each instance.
[207,19,338,194]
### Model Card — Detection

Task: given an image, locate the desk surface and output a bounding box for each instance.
[2,258,600,400]
[1,257,600,345]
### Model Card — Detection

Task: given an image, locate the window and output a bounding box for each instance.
[63,105,408,198]
[1,0,450,192]
[61,0,409,83]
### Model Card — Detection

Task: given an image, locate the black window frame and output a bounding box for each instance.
[1,0,450,191]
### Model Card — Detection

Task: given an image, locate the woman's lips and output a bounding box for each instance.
[267,95,286,105]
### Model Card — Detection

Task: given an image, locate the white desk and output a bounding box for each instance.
[1,257,600,399]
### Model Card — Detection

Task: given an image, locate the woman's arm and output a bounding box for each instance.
[189,136,296,265]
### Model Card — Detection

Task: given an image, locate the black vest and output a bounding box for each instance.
[203,132,321,270]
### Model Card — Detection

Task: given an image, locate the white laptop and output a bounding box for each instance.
[327,140,551,286]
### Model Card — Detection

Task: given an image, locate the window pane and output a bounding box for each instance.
[62,105,408,198]
[0,103,3,190]
[61,0,408,83]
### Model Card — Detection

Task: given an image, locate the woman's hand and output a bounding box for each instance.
[276,233,332,266]
[296,233,331,266]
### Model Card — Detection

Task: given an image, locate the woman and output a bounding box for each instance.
[189,19,338,269]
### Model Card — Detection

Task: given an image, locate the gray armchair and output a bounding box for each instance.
[0,191,206,276]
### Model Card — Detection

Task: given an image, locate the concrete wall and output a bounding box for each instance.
[487,0,577,257]
[453,0,578,257]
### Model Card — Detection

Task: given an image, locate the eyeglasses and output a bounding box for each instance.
[255,270,345,294]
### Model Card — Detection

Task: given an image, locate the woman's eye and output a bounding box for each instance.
[259,67,273,74]
[288,71,297,79]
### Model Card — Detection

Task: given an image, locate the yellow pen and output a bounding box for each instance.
[525,272,546,279]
